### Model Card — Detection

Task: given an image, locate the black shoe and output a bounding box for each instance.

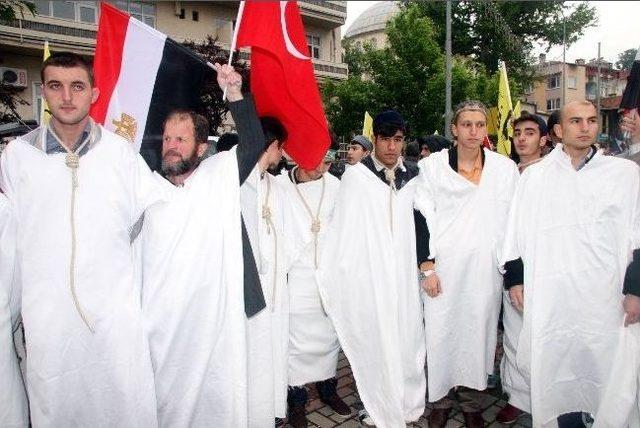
[287,405,307,428]
[320,393,353,418]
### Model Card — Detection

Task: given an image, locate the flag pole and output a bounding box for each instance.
[209,0,246,101]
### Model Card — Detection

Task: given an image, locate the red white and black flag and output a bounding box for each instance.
[90,2,209,170]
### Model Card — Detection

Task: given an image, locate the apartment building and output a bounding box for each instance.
[0,0,348,123]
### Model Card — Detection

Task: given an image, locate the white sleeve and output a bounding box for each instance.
[132,153,165,224]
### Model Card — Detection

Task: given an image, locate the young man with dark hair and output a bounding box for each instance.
[1,51,162,426]
[511,113,548,172]
[416,101,520,428]
[501,100,640,426]
[318,110,427,427]
[240,115,292,426]
[418,134,452,159]
[496,112,549,425]
[269,148,349,428]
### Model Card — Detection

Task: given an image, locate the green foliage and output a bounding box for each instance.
[401,0,597,85]
[616,48,638,71]
[0,0,35,21]
[323,4,495,138]
[181,35,249,135]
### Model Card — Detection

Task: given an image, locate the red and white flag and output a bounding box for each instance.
[90,2,208,170]
[234,1,330,170]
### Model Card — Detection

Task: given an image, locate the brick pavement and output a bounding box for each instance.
[299,332,533,427]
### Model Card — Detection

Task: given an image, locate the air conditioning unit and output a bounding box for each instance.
[0,67,28,88]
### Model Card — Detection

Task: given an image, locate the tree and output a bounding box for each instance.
[0,0,35,21]
[322,4,495,138]
[402,1,597,86]
[0,1,35,124]
[181,35,249,135]
[616,48,638,71]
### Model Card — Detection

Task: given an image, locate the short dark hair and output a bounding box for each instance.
[417,134,452,153]
[547,110,561,137]
[513,112,548,137]
[260,116,287,151]
[163,109,210,145]
[373,110,407,138]
[41,52,94,85]
[216,133,238,152]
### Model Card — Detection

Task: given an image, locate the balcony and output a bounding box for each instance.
[0,15,96,54]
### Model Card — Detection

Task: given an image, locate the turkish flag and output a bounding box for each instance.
[235,1,330,169]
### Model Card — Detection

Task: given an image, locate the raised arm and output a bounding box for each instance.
[213,63,265,185]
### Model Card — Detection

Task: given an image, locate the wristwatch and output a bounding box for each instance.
[420,269,435,280]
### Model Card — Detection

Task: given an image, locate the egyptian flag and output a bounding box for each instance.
[90,2,210,171]
[235,1,330,170]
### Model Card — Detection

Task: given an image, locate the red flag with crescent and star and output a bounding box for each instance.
[234,1,330,170]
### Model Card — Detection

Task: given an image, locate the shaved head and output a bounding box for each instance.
[558,100,596,122]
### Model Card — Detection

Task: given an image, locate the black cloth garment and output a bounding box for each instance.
[359,156,430,266]
[503,258,524,289]
[228,95,267,317]
[622,249,640,297]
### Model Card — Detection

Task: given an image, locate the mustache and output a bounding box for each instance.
[163,149,183,159]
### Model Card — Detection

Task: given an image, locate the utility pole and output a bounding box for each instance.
[445,0,452,139]
[562,14,567,106]
[596,42,602,128]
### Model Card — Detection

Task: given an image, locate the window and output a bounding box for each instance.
[547,74,561,90]
[34,1,97,23]
[306,34,321,59]
[33,82,43,124]
[112,1,156,27]
[524,83,534,94]
[547,98,561,111]
[568,76,577,89]
[192,11,199,22]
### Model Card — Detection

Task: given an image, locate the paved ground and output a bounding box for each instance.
[300,332,533,427]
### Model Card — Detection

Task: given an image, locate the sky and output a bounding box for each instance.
[344,1,640,65]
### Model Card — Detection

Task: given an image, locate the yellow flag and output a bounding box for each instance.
[497,61,513,157]
[41,40,51,125]
[362,111,374,142]
[513,100,522,120]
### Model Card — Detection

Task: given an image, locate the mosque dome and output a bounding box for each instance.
[344,1,400,39]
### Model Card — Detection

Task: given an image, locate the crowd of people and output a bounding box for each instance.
[1,51,640,428]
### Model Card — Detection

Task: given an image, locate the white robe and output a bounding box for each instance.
[0,126,161,427]
[317,163,426,428]
[500,145,640,426]
[241,167,294,420]
[276,171,341,387]
[415,149,519,401]
[141,149,250,427]
[0,193,28,427]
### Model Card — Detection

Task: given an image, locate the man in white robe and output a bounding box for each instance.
[276,149,351,427]
[415,101,519,428]
[0,193,28,427]
[0,52,161,426]
[501,100,640,427]
[240,116,291,425]
[497,113,549,425]
[318,110,427,428]
[141,64,269,427]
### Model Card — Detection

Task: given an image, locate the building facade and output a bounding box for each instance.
[524,54,631,142]
[0,0,348,124]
